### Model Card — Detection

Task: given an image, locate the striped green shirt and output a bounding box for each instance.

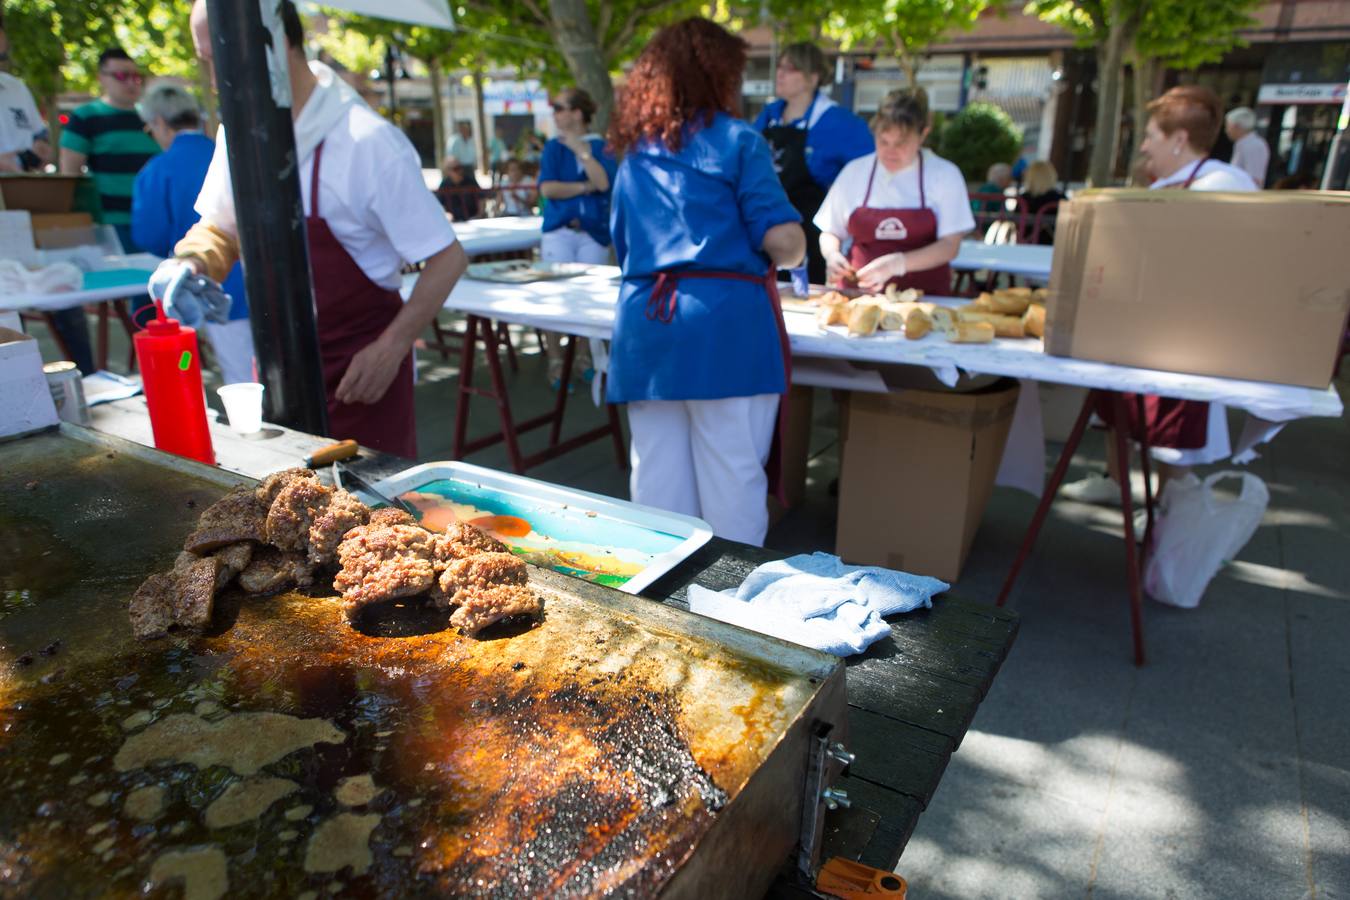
[59,100,160,226]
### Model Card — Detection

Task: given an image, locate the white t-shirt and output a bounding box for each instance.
[1150,158,1257,192]
[0,73,44,156]
[1229,132,1270,188]
[197,102,456,291]
[446,134,477,167]
[815,149,976,240]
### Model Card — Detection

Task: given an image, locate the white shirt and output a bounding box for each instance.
[197,100,456,291]
[500,174,535,215]
[0,72,44,156]
[815,149,976,240]
[1229,131,1270,188]
[1150,157,1257,192]
[446,134,477,167]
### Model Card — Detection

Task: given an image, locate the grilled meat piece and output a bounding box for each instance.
[182,487,268,554]
[237,546,316,595]
[175,542,255,591]
[255,467,319,506]
[174,556,221,629]
[335,523,436,618]
[432,523,509,564]
[129,573,176,640]
[265,477,334,552]
[367,507,416,528]
[307,489,370,567]
[448,583,544,635]
[433,552,526,608]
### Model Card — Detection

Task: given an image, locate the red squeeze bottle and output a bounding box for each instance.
[133,302,216,465]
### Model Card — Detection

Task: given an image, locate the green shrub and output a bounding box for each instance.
[938,102,1022,183]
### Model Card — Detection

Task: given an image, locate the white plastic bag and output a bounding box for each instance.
[1144,471,1269,608]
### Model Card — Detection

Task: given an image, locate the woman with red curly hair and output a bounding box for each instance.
[606,17,805,546]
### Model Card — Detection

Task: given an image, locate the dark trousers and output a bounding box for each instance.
[49,307,96,374]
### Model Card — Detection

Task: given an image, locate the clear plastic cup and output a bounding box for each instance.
[216,382,265,434]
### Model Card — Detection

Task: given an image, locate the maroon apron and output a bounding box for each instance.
[307,141,418,459]
[844,153,952,296]
[645,269,793,503]
[1095,159,1212,450]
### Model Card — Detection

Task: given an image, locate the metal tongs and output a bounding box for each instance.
[331,463,418,516]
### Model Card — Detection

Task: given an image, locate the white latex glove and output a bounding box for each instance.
[825,251,855,287]
[148,258,232,327]
[856,252,906,293]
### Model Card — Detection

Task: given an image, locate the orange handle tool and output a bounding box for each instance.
[815,858,908,899]
[305,439,358,467]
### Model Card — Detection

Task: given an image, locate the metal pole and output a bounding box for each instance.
[206,0,328,436]
[384,43,397,115]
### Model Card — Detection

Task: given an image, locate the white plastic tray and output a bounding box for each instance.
[370,461,713,595]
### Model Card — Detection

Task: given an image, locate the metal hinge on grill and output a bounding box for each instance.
[796,722,856,879]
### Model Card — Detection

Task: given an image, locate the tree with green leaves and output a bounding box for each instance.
[1128,0,1262,169]
[823,0,990,86]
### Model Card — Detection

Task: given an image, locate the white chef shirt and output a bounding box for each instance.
[1150,157,1257,192]
[196,102,456,291]
[1229,131,1270,188]
[815,149,976,241]
[0,72,44,155]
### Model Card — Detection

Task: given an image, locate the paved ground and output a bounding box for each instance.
[34,309,1350,899]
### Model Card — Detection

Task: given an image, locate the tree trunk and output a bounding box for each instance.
[1126,55,1160,178]
[1088,6,1136,186]
[545,0,615,133]
[427,59,445,166]
[472,66,490,177]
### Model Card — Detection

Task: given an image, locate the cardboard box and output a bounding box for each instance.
[1045,189,1350,389]
[836,380,1019,583]
[30,212,95,248]
[0,174,84,214]
[0,327,60,439]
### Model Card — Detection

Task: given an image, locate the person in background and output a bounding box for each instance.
[753,41,871,286]
[518,131,544,165]
[0,22,54,172]
[438,158,481,221]
[816,88,974,296]
[538,87,616,390]
[607,18,805,546]
[974,161,1012,212]
[162,0,469,458]
[1020,159,1063,245]
[445,120,476,171]
[486,132,506,179]
[56,47,160,374]
[1225,107,1270,188]
[499,157,535,216]
[132,82,253,384]
[1062,85,1256,508]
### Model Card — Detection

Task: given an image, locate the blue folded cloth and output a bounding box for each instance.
[687,552,949,657]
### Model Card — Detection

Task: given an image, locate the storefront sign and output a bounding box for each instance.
[1257,83,1348,105]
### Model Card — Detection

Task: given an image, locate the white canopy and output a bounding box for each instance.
[305,0,454,29]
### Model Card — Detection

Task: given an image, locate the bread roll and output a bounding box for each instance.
[987,290,1031,316]
[817,303,849,327]
[905,308,933,340]
[970,292,995,312]
[846,302,883,336]
[1023,303,1047,339]
[818,290,851,307]
[929,306,957,333]
[956,310,1025,338]
[946,321,996,343]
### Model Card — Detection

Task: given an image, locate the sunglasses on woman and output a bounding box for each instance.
[550,103,572,113]
[103,70,145,84]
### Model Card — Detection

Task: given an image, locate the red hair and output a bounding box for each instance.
[1147,85,1223,153]
[608,18,747,154]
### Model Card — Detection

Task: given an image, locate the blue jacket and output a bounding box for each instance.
[539,136,617,248]
[131,132,248,321]
[608,114,800,404]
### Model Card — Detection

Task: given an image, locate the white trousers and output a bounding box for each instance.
[203,318,257,385]
[540,228,610,265]
[628,394,779,547]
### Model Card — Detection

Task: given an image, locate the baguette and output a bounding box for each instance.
[817,302,849,327]
[846,302,883,336]
[946,320,996,343]
[986,290,1031,316]
[929,305,957,333]
[1022,303,1046,339]
[970,292,995,312]
[956,310,1025,338]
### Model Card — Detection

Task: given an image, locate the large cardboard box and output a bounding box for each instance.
[0,174,83,214]
[30,212,95,248]
[836,380,1019,583]
[0,327,60,439]
[1045,190,1350,389]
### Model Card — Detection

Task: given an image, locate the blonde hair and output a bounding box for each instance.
[1023,160,1058,196]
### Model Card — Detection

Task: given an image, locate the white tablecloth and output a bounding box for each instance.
[453,216,544,257]
[951,242,1053,282]
[2,253,162,313]
[411,269,1342,423]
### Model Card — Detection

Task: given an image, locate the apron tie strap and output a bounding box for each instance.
[646,272,678,323]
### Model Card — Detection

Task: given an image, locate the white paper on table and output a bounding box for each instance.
[996,379,1047,496]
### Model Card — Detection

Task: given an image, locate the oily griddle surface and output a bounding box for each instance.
[0,430,821,898]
